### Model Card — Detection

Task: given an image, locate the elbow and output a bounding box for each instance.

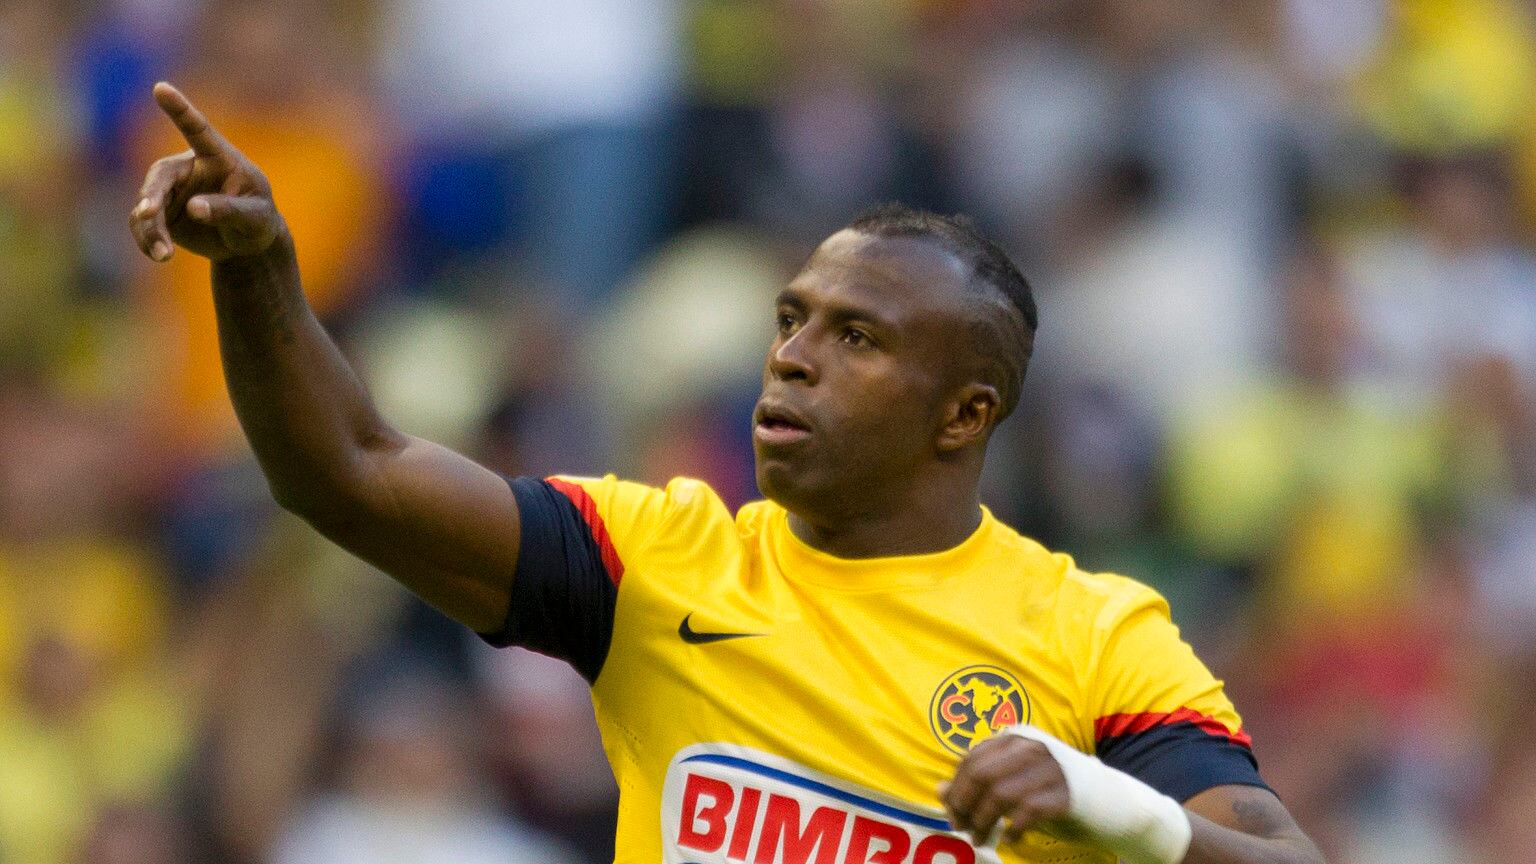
[271,482,373,544]
[261,435,407,539]
[265,468,373,533]
[266,476,312,517]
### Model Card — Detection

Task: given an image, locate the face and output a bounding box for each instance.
[753,230,982,518]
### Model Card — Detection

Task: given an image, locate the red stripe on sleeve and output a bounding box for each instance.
[1094,708,1253,748]
[546,478,625,586]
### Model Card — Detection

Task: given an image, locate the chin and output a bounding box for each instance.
[755,457,853,525]
[754,457,810,509]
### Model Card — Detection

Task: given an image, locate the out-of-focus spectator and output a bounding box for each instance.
[1342,154,1536,397]
[0,385,193,864]
[382,0,683,298]
[0,1,83,370]
[1028,157,1272,423]
[268,676,578,864]
[1355,0,1536,157]
[1167,243,1445,616]
[1166,241,1483,862]
[76,803,189,864]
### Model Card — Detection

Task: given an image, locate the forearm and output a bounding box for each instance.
[951,730,1325,864]
[212,231,399,513]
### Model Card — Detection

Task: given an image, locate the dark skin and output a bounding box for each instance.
[130,83,1324,864]
[755,228,999,558]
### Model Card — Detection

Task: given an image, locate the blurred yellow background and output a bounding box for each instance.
[2,0,1535,862]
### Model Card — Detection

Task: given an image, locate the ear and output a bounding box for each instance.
[936,383,1001,453]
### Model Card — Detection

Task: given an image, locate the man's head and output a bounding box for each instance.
[753,203,1037,523]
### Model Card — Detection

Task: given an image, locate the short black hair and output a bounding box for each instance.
[846,203,1037,421]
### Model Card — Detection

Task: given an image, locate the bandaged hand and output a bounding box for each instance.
[939,725,1191,864]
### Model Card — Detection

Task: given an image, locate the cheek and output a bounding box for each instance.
[830,375,940,452]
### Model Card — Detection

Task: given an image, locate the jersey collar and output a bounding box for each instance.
[768,504,997,592]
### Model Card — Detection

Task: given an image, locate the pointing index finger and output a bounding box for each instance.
[153,81,227,157]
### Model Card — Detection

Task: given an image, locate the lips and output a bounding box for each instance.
[753,401,813,446]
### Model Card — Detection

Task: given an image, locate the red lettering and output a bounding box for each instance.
[913,835,975,864]
[990,701,1019,728]
[843,816,911,864]
[754,794,848,864]
[679,774,735,852]
[728,787,763,860]
[940,694,971,724]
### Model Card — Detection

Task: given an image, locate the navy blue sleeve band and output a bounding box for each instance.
[1098,723,1272,803]
[477,476,618,684]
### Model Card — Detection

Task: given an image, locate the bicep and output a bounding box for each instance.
[303,434,521,633]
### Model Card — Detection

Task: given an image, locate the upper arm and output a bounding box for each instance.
[313,454,686,682]
[1088,584,1268,802]
[297,433,522,634]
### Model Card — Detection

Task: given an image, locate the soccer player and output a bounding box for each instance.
[130,83,1325,864]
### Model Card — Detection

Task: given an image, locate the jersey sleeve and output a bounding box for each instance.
[477,474,677,683]
[1087,585,1270,803]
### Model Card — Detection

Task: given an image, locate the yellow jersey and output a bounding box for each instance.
[482,475,1266,864]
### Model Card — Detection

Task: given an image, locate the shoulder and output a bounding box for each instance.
[991,522,1172,647]
[985,518,1163,622]
[1063,567,1171,634]
[543,474,732,536]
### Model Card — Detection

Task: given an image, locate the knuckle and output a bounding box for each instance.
[1014,739,1052,765]
[971,754,1008,779]
[1038,785,1070,818]
[991,774,1028,802]
[1015,737,1046,756]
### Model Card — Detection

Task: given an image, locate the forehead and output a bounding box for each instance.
[784,229,974,328]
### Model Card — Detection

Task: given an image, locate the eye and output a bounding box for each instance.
[776,311,799,333]
[840,327,872,347]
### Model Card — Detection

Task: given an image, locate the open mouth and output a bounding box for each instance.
[754,405,812,445]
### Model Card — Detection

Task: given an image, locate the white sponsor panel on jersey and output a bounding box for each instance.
[661,743,1002,864]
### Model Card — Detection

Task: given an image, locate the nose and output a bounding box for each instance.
[767,328,817,384]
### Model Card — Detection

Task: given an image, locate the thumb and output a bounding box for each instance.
[186,193,281,253]
[185,193,271,227]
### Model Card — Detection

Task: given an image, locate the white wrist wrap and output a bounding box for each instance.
[1003,725,1191,864]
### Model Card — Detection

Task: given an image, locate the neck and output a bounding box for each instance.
[786,489,984,559]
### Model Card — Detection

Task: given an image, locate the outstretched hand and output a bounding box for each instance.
[128,82,285,263]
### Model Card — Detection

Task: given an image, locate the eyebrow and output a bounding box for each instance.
[775,286,895,331]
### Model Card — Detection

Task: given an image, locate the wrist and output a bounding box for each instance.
[211,219,293,268]
[1003,725,1191,864]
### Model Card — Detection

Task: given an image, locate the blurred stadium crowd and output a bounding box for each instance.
[2,0,1535,862]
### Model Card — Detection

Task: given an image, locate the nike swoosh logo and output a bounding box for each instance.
[678,613,767,644]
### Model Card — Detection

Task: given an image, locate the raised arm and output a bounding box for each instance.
[129,83,519,633]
